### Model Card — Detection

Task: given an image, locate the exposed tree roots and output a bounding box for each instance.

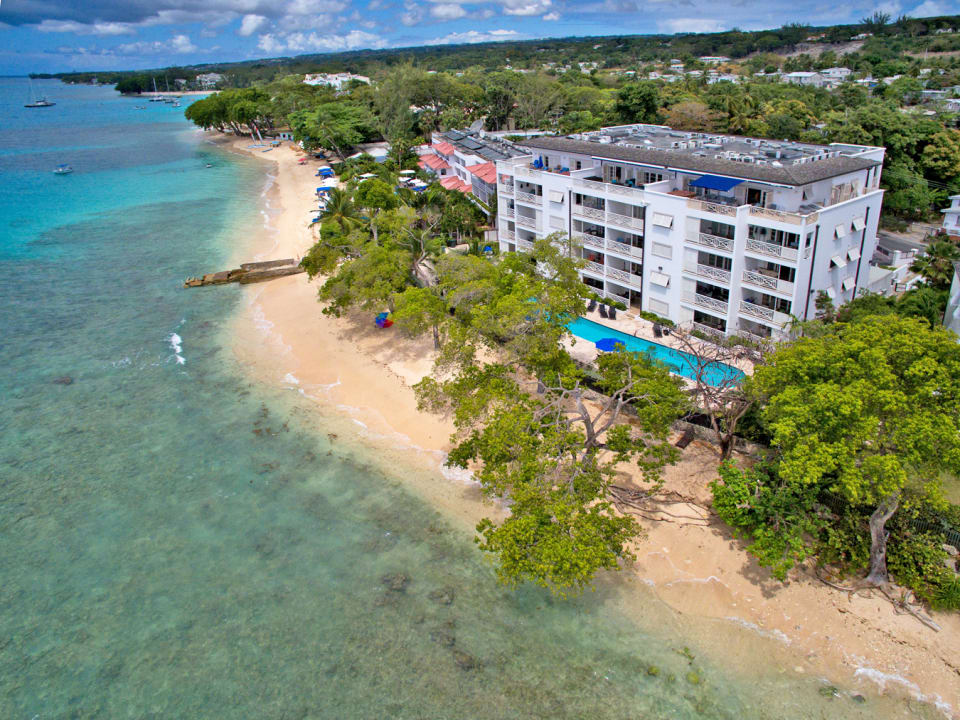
[813,567,942,632]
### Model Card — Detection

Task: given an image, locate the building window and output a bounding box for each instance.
[701,220,735,239]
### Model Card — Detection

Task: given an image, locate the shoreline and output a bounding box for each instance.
[212,131,960,717]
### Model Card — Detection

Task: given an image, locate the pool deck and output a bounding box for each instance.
[563,310,756,379]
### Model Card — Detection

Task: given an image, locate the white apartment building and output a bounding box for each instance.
[942,194,960,236]
[495,125,885,342]
[303,73,371,90]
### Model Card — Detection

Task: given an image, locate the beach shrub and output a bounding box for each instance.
[933,577,960,611]
[638,310,674,327]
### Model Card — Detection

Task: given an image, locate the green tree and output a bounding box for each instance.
[318,188,362,230]
[910,239,960,290]
[290,102,370,160]
[921,130,960,186]
[753,315,960,587]
[615,82,661,123]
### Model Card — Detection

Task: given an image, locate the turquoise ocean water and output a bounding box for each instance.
[0,78,938,719]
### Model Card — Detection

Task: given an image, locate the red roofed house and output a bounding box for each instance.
[465,162,497,204]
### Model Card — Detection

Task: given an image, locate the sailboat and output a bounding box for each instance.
[53,164,73,175]
[150,77,165,102]
[25,77,55,108]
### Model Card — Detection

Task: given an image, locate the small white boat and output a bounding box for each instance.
[205,163,213,168]
[53,164,73,175]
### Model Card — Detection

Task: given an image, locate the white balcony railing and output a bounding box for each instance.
[500,206,514,218]
[584,260,606,275]
[606,211,644,232]
[497,182,514,194]
[516,191,542,205]
[605,289,630,303]
[684,263,731,284]
[739,300,791,327]
[692,321,725,339]
[605,240,643,260]
[687,198,739,217]
[516,215,538,230]
[606,267,631,283]
[500,229,515,241]
[736,328,772,345]
[578,233,605,250]
[573,204,605,221]
[686,232,734,253]
[742,269,795,295]
[745,238,799,261]
[684,292,729,314]
[749,205,815,225]
[517,239,534,251]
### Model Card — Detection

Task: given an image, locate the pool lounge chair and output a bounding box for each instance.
[587,299,598,313]
[599,304,608,319]
[609,307,617,320]
[653,324,663,338]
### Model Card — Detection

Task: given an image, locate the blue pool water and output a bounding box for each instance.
[567,317,745,386]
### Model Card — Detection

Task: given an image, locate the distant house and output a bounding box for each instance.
[303,73,370,90]
[943,194,960,237]
[196,73,223,89]
[174,78,188,88]
[783,71,826,88]
[669,62,685,72]
[821,67,852,80]
[698,56,730,65]
[852,32,873,40]
[882,75,903,85]
[922,89,948,102]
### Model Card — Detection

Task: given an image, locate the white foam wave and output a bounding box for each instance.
[723,617,792,646]
[283,373,300,385]
[853,667,953,716]
[168,332,186,365]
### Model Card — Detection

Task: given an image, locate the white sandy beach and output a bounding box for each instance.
[215,133,960,716]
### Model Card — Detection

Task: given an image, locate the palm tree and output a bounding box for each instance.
[910,239,960,290]
[318,188,361,231]
[397,215,445,287]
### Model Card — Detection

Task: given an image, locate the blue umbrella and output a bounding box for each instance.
[595,338,625,352]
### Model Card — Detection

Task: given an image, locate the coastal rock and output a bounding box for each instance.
[430,629,455,647]
[428,587,455,605]
[52,376,74,385]
[381,573,409,592]
[452,649,479,671]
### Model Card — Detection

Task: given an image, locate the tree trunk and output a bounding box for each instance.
[865,493,900,587]
[719,433,734,461]
[432,324,440,350]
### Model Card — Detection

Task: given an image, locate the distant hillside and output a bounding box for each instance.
[39,14,960,86]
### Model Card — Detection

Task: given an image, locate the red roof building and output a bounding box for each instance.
[466,162,497,185]
[433,141,456,156]
[418,154,451,172]
[439,176,472,193]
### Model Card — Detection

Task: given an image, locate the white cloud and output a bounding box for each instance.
[36,19,136,36]
[543,11,560,19]
[425,28,521,44]
[657,17,725,33]
[911,0,951,16]
[113,33,199,56]
[239,14,268,36]
[401,2,426,25]
[257,28,387,53]
[170,34,198,53]
[431,3,468,18]
[502,0,552,16]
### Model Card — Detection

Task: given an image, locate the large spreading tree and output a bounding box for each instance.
[752,315,960,588]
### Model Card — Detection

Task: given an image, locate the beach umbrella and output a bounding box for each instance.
[595,338,624,352]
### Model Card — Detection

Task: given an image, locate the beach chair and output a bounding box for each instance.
[599,304,608,319]
[587,299,598,313]
[609,307,617,320]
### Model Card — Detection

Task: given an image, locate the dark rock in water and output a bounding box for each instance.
[818,685,839,698]
[430,630,455,647]
[452,649,478,670]
[851,694,866,704]
[381,573,409,592]
[428,587,455,605]
[52,376,74,385]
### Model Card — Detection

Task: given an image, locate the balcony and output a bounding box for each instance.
[744,238,799,262]
[687,198,740,218]
[739,300,791,327]
[573,231,605,250]
[516,191,542,206]
[749,205,817,225]
[500,206,514,219]
[605,266,642,289]
[572,204,605,221]
[686,231,734,253]
[583,260,606,275]
[606,211,644,232]
[742,269,795,295]
[572,177,645,204]
[683,262,731,284]
[516,215,538,230]
[517,239,534,251]
[498,182,514,194]
[605,239,643,260]
[692,321,725,339]
[684,292,729,314]
[500,229,515,241]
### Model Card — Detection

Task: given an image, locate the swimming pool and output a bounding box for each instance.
[566,317,745,387]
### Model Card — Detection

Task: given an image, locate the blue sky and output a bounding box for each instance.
[0,0,958,74]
